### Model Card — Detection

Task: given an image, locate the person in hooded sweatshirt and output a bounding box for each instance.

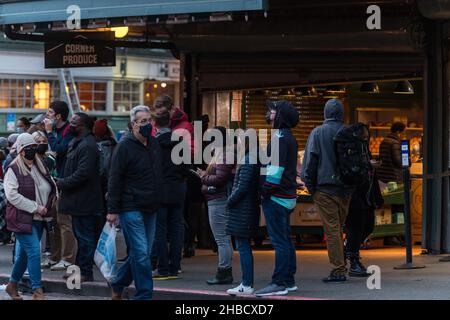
[301,99,354,283]
[152,110,189,280]
[255,100,299,297]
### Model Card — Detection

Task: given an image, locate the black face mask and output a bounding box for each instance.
[24,147,37,160]
[36,144,48,155]
[138,123,152,138]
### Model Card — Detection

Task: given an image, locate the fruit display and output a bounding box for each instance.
[369,136,383,155]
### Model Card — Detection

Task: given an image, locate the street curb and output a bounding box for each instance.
[0,274,321,300]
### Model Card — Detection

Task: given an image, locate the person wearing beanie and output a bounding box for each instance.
[4,133,57,300]
[301,99,354,283]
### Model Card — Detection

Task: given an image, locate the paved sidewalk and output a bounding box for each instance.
[1,241,450,300]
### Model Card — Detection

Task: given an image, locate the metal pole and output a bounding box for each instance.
[394,140,425,270]
[403,167,413,264]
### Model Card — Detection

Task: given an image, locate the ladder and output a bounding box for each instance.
[57,68,81,115]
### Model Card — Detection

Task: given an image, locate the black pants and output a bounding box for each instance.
[345,207,375,253]
[72,215,98,278]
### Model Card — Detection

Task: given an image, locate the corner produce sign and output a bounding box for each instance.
[44,31,116,68]
[401,140,410,168]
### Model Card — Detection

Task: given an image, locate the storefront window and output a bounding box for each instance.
[144,81,176,109]
[114,81,141,112]
[0,78,59,109]
[76,81,107,111]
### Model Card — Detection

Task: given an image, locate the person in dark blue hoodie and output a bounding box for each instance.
[255,100,299,297]
[152,110,189,280]
[301,99,353,283]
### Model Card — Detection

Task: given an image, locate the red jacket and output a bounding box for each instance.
[152,108,195,157]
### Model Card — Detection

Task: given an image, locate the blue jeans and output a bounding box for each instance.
[72,215,98,278]
[11,221,44,290]
[111,211,156,300]
[154,203,185,276]
[262,198,297,287]
[235,237,254,287]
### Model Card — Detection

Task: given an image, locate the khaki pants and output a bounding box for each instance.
[314,191,351,275]
[50,211,77,264]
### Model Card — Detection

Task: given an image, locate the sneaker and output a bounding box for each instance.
[227,283,254,296]
[255,284,288,297]
[41,258,57,268]
[153,273,178,280]
[50,260,72,271]
[286,285,298,292]
[322,273,347,283]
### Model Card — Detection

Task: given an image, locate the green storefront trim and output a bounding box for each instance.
[0,0,267,25]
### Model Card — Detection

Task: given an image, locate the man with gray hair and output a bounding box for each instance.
[107,105,162,300]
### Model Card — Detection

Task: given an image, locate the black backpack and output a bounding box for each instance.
[334,123,371,186]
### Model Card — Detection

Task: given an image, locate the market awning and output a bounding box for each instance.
[0,0,267,25]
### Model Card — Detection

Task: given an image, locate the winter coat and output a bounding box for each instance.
[261,100,299,210]
[57,132,103,216]
[226,154,260,238]
[156,129,189,204]
[301,99,352,197]
[201,151,234,202]
[5,163,56,233]
[108,132,162,215]
[378,133,403,183]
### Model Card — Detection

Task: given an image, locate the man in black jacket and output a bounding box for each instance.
[152,110,187,280]
[107,105,162,300]
[57,112,103,282]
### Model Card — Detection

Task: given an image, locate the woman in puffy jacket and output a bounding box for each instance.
[225,133,260,296]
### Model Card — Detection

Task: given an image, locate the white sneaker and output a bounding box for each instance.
[41,258,57,268]
[227,283,254,296]
[286,285,298,292]
[50,260,72,271]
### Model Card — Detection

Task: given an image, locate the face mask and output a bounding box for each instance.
[36,144,48,155]
[16,127,24,134]
[138,123,152,138]
[24,148,36,160]
[69,125,79,137]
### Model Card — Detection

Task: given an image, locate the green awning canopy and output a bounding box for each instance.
[0,0,267,25]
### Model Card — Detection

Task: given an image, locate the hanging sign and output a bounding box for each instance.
[45,31,116,68]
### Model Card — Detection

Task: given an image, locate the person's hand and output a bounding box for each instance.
[36,205,47,216]
[106,214,119,227]
[43,118,53,133]
[196,168,206,178]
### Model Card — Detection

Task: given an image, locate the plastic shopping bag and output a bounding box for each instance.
[94,223,117,282]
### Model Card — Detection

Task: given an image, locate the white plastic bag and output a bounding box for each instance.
[94,223,117,282]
